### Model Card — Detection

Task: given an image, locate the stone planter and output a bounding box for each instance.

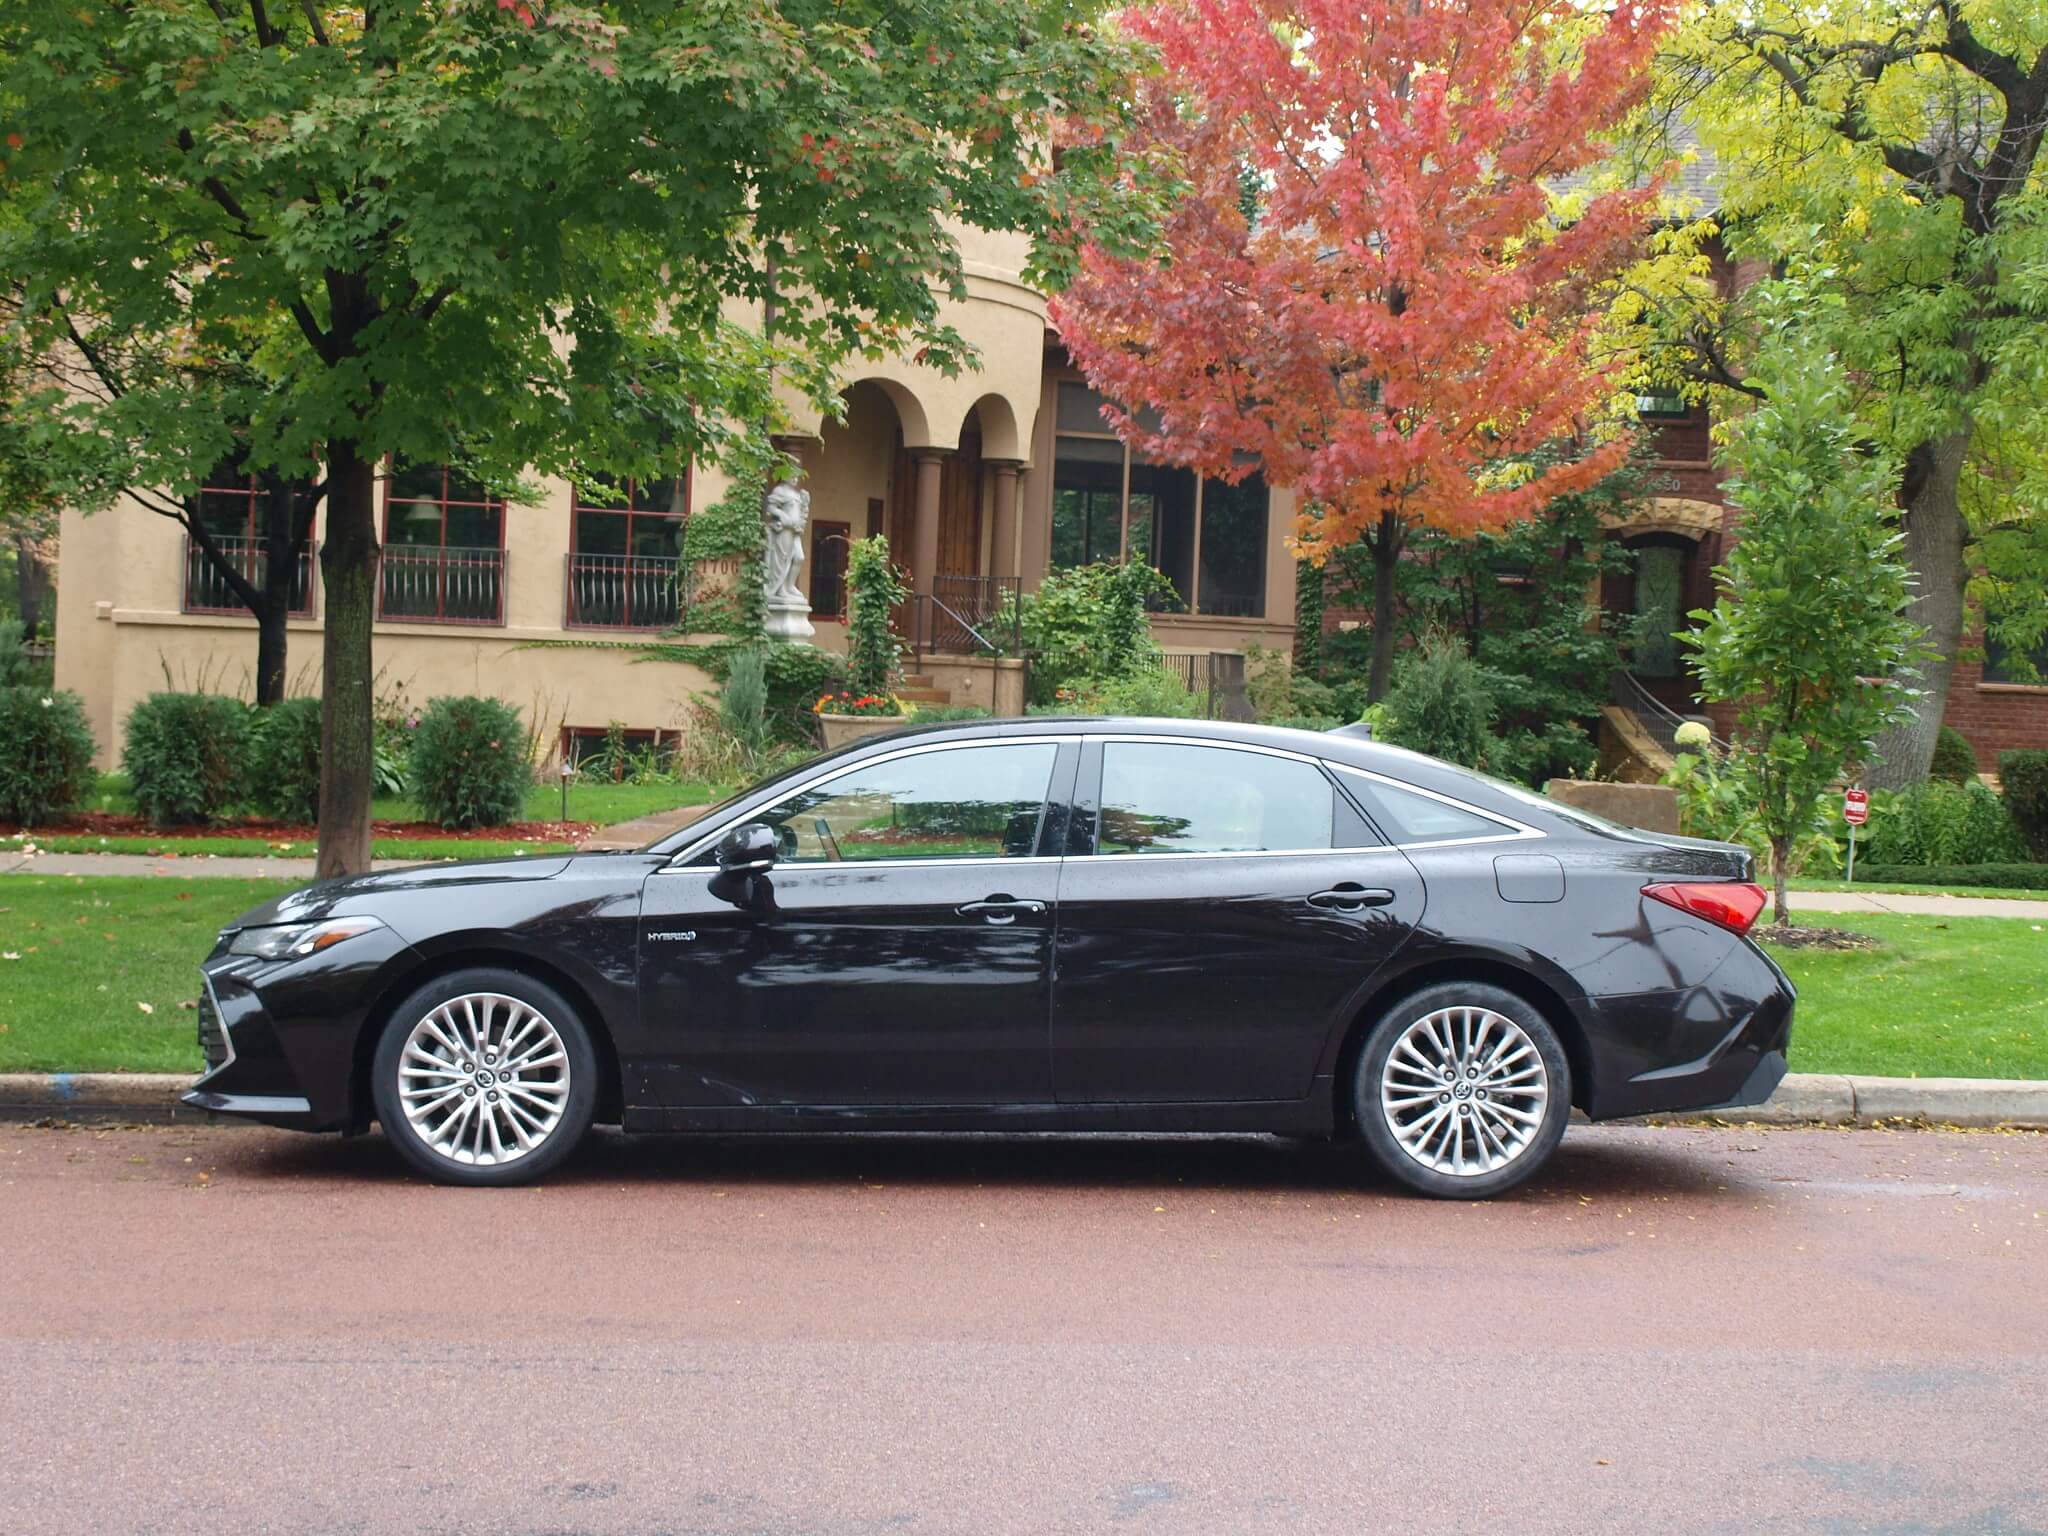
[817,712,906,751]
[1544,778,1680,835]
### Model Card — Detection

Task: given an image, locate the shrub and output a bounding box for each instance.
[0,628,32,687]
[719,647,775,771]
[249,697,324,824]
[1930,726,1980,784]
[1860,780,2028,866]
[1016,561,1178,705]
[1065,662,1207,718]
[2002,750,2048,860]
[408,696,529,829]
[1378,631,1495,768]
[761,643,846,743]
[0,687,97,826]
[908,704,993,723]
[122,692,253,826]
[1849,863,2048,891]
[844,536,907,696]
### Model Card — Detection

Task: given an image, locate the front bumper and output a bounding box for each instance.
[183,925,420,1131]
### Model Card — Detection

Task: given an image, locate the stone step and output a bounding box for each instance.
[899,687,951,705]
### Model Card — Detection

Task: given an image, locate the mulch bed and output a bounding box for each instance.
[1757,924,1885,952]
[1,811,595,844]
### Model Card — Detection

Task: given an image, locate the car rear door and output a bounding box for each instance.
[636,736,1076,1110]
[1049,736,1425,1104]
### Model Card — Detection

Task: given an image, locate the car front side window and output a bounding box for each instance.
[753,742,1060,864]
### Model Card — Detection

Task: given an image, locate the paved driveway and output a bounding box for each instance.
[2,1123,2044,1534]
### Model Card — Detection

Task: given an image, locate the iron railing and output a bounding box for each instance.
[564,553,680,630]
[183,535,316,617]
[1612,669,1729,756]
[909,575,1022,660]
[379,545,505,625]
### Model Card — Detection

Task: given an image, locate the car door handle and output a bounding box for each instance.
[957,896,1047,926]
[1307,886,1396,912]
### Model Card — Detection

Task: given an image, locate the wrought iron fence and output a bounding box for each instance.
[1611,669,1728,756]
[379,545,505,625]
[912,575,1022,659]
[564,553,680,630]
[183,535,317,617]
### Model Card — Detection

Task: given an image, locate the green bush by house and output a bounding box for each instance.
[122,692,253,826]
[1929,725,1980,783]
[250,697,324,824]
[0,687,98,826]
[2002,750,2048,860]
[407,696,530,829]
[1848,863,2048,892]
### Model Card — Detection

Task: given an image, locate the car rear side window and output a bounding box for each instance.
[1334,767,1518,846]
[758,742,1059,863]
[1096,742,1349,855]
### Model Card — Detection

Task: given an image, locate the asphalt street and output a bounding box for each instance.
[3,1121,2044,1535]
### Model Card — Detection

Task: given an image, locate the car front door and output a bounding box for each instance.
[1050,737,1425,1104]
[636,737,1074,1112]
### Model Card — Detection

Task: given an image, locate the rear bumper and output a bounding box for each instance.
[1582,941,1796,1121]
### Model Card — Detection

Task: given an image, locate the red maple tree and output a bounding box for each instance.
[1051,0,1673,697]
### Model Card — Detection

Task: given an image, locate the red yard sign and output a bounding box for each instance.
[1843,788,1870,826]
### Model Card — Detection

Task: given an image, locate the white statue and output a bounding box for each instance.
[762,479,815,639]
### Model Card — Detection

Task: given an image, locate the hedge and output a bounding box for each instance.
[122,692,253,826]
[1847,863,2048,892]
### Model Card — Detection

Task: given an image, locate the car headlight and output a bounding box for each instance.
[227,915,385,961]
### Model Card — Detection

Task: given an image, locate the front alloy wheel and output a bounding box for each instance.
[1354,982,1571,1199]
[373,968,598,1186]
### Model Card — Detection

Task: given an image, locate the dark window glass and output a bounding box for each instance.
[384,462,503,549]
[755,743,1059,863]
[811,521,850,618]
[1097,743,1335,854]
[1335,769,1512,845]
[1127,458,1195,612]
[1056,382,1114,434]
[573,509,629,556]
[197,453,258,540]
[1983,611,2048,685]
[1631,544,1686,679]
[1197,472,1267,617]
[1051,436,1124,569]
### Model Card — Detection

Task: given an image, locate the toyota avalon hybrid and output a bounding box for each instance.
[186,717,1792,1197]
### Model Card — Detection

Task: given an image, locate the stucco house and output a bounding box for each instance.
[53,222,1301,766]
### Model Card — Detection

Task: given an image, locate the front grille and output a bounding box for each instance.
[197,981,229,1073]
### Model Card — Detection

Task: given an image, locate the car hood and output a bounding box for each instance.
[226,856,575,931]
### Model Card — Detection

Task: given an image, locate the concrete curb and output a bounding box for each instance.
[0,1073,202,1124]
[3,1071,2046,1130]
[1647,1073,2048,1130]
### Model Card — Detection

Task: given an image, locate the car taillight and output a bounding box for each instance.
[1642,881,1768,936]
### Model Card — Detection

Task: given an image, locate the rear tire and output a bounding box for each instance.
[1352,981,1571,1200]
[372,967,598,1187]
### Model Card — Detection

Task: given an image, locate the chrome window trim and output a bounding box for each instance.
[660,735,1081,871]
[1328,762,1543,847]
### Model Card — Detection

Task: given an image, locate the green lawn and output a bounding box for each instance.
[0,877,287,1073]
[6,878,2042,1079]
[1791,878,2048,901]
[1765,911,2048,1079]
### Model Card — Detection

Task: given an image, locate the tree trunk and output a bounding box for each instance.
[316,444,379,878]
[1769,832,1792,927]
[1867,431,1971,790]
[1367,510,1404,703]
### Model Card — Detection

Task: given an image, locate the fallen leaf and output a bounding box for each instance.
[136,1001,154,1014]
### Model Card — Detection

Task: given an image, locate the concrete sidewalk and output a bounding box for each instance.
[1787,888,2048,919]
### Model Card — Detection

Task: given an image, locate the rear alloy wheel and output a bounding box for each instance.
[372,968,598,1187]
[1353,982,1571,1199]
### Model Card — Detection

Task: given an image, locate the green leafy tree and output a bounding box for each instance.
[1682,305,1929,925]
[2,0,1150,875]
[1645,0,2048,785]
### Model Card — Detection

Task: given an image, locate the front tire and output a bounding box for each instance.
[1352,982,1571,1200]
[372,968,598,1187]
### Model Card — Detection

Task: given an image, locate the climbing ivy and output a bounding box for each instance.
[845,536,908,696]
[673,435,776,642]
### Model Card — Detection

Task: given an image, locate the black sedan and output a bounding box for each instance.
[186,717,1792,1197]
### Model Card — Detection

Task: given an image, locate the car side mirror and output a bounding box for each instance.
[716,822,778,876]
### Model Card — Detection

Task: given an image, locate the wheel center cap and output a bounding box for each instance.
[475,1069,496,1087]
[1452,1081,1472,1100]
